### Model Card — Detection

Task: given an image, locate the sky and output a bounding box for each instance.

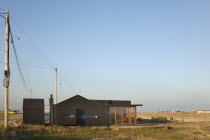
[0,0,210,112]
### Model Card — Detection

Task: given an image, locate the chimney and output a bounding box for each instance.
[49,94,54,125]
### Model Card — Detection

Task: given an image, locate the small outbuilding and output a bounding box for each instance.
[23,98,45,125]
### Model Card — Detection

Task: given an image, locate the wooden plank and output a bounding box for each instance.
[121,107,124,124]
[134,107,137,124]
[114,107,117,124]
[128,107,131,124]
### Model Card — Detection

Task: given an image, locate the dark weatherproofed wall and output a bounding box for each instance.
[53,95,132,126]
[23,99,44,125]
[54,95,109,126]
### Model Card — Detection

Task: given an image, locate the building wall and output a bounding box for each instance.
[205,111,210,114]
[54,99,109,126]
[53,95,136,126]
[23,99,44,125]
[54,107,76,125]
[197,110,210,114]
[197,110,205,114]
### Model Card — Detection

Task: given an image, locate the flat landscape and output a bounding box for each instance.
[139,112,210,122]
[1,112,210,139]
[0,112,21,125]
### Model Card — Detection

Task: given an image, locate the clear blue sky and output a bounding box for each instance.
[0,0,210,112]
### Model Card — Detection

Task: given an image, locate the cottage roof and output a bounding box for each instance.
[55,95,142,107]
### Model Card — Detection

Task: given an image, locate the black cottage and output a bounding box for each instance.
[50,95,142,126]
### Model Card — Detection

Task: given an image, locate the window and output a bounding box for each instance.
[67,114,75,118]
[81,115,98,119]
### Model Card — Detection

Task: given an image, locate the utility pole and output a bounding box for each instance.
[54,68,57,104]
[4,10,10,129]
[30,89,32,98]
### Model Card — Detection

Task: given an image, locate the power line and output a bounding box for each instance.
[58,70,123,124]
[59,73,77,94]
[9,23,29,92]
[7,14,123,124]
[0,61,51,69]
[0,15,5,19]
[9,15,55,69]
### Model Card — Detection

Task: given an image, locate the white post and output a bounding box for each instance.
[54,68,57,104]
[4,10,9,129]
[30,89,32,98]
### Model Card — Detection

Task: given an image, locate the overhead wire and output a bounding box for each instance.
[2,12,55,70]
[9,15,55,69]
[0,15,5,19]
[7,14,56,97]
[0,61,51,69]
[58,70,123,124]
[0,10,54,108]
[6,13,124,124]
[9,22,29,92]
[59,72,78,94]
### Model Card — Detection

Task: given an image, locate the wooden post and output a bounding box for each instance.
[121,107,124,124]
[114,107,117,124]
[134,107,137,124]
[128,107,131,124]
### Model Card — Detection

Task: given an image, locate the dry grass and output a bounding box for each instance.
[0,112,12,119]
[0,112,4,119]
[1,122,210,139]
[1,124,209,140]
[0,112,210,139]
[139,112,210,122]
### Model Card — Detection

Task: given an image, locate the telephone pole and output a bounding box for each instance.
[54,68,57,104]
[4,10,10,129]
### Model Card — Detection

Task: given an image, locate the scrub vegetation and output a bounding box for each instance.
[0,112,3,119]
[0,112,210,139]
[0,123,210,140]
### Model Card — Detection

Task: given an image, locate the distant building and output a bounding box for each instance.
[196,109,210,114]
[197,109,205,114]
[205,110,210,114]
[189,111,196,114]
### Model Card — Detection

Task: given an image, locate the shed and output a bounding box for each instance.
[23,98,44,125]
